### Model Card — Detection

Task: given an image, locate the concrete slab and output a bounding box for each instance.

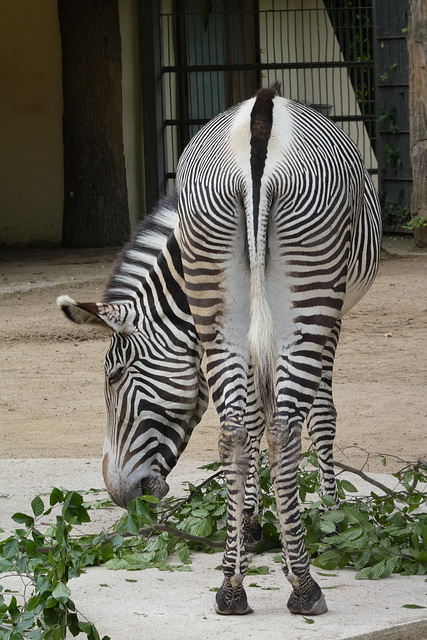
[1,459,426,640]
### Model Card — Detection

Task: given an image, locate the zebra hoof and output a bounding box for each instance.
[215,580,254,616]
[287,589,328,616]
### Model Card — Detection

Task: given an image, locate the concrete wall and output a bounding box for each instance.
[0,0,63,245]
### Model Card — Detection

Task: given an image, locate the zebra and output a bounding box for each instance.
[57,193,209,506]
[58,85,381,618]
[176,84,381,616]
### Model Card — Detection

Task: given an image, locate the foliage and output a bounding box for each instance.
[383,143,402,168]
[402,216,427,231]
[380,62,398,83]
[0,489,110,639]
[380,198,411,228]
[1,454,426,637]
[377,107,400,135]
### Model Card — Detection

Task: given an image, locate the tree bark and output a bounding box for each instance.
[58,0,131,247]
[408,0,427,247]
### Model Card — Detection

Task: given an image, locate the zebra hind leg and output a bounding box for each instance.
[242,453,263,548]
[215,415,254,615]
[268,416,328,616]
[307,319,342,510]
[242,386,265,547]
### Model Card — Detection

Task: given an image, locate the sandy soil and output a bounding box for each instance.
[1,237,426,474]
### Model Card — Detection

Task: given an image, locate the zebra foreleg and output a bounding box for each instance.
[215,416,254,615]
[267,416,328,616]
[242,442,263,547]
[242,372,266,546]
[307,320,342,509]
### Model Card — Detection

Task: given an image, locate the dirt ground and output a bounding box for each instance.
[1,236,426,474]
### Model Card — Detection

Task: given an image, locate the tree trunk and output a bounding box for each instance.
[58,0,131,247]
[408,0,427,247]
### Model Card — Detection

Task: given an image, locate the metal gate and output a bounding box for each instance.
[140,0,410,220]
[375,0,411,227]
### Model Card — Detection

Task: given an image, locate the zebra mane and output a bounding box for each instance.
[103,191,179,304]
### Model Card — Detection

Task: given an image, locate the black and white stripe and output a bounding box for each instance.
[58,194,208,506]
[176,86,381,615]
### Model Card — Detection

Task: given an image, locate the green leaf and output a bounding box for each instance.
[319,520,336,534]
[11,512,34,527]
[321,495,336,508]
[52,582,71,604]
[402,604,426,609]
[2,538,20,558]
[321,509,345,524]
[50,487,64,506]
[26,594,41,611]
[303,617,315,624]
[247,565,270,575]
[356,560,391,581]
[353,551,372,570]
[31,496,45,517]
[339,480,358,493]
[0,557,13,572]
[342,505,369,526]
[191,516,213,538]
[312,549,342,571]
[178,545,190,564]
[105,558,130,570]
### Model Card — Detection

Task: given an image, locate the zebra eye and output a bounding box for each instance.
[107,366,125,385]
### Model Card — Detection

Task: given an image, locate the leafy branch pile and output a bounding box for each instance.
[1,452,426,638]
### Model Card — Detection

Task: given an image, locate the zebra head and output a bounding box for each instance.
[57,194,208,508]
[57,293,207,507]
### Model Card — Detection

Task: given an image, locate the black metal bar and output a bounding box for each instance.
[164,114,378,126]
[376,35,408,40]
[381,177,413,182]
[163,60,374,73]
[139,0,165,214]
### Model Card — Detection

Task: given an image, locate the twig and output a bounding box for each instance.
[158,470,223,524]
[333,460,394,495]
[147,524,225,548]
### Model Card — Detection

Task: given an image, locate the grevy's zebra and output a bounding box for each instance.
[176,85,381,616]
[57,194,208,506]
[57,86,381,618]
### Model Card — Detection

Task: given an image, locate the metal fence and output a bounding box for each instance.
[160,0,378,192]
[375,0,411,227]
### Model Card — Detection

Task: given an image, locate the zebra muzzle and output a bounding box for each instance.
[143,475,170,499]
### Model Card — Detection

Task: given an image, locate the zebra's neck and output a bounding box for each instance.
[103,192,179,306]
[102,192,199,349]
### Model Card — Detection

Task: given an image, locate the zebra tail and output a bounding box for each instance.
[247,258,276,421]
[245,85,278,421]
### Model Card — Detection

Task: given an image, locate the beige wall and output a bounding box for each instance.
[0,0,144,246]
[0,0,63,245]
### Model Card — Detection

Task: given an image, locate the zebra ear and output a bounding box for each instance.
[57,295,136,334]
